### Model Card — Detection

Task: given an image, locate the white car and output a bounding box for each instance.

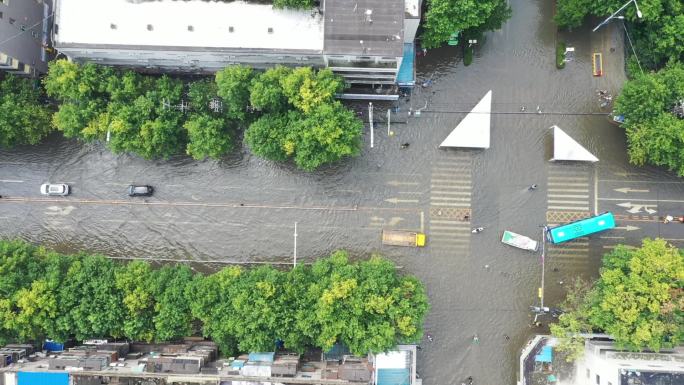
[40,183,70,196]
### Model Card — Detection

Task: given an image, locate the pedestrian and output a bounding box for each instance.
[679,216,684,223]
[528,184,538,190]
[416,346,422,350]
[504,334,510,341]
[553,267,559,272]
[400,143,410,149]
[422,48,427,56]
[559,280,564,285]
[536,105,541,114]
[463,214,470,221]
[472,334,479,344]
[427,333,434,342]
[239,203,244,207]
[467,376,474,385]
[534,321,543,328]
[520,106,526,112]
[664,215,674,224]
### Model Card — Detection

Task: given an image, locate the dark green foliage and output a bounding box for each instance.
[0,240,429,356]
[273,0,314,9]
[245,66,363,171]
[421,0,511,49]
[554,0,684,70]
[0,75,52,148]
[551,239,684,359]
[614,62,684,176]
[464,46,474,66]
[43,61,359,168]
[556,41,567,69]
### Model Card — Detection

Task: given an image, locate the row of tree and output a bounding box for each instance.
[613,62,684,176]
[550,238,684,360]
[36,61,363,170]
[0,240,429,355]
[555,0,683,70]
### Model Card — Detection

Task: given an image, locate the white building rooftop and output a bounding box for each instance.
[55,0,324,51]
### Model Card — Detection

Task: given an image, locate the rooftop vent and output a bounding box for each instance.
[229,26,234,33]
[188,25,194,31]
[110,23,116,29]
[147,24,153,31]
[268,27,274,34]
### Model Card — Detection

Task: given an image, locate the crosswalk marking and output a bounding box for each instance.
[548,194,589,199]
[429,154,473,252]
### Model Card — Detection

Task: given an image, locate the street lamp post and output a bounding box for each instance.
[592,0,642,32]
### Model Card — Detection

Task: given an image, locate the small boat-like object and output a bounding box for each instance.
[501,230,538,252]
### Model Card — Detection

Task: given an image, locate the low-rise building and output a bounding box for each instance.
[3,341,420,385]
[577,339,684,385]
[52,0,419,86]
[0,0,53,76]
[518,336,684,385]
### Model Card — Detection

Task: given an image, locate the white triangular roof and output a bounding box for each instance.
[550,125,598,162]
[439,90,491,149]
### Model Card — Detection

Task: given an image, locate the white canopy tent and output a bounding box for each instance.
[550,125,598,162]
[439,90,491,149]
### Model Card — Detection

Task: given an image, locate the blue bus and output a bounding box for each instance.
[546,212,615,244]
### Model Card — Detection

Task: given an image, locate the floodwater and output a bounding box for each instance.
[1,0,682,384]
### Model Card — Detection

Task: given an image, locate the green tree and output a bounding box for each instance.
[55,255,124,341]
[421,0,511,49]
[550,278,597,361]
[185,115,232,160]
[151,265,195,341]
[280,67,343,114]
[115,261,156,342]
[249,66,292,113]
[552,239,684,358]
[189,266,243,354]
[215,65,253,121]
[554,0,684,69]
[0,75,52,147]
[244,112,293,162]
[44,60,113,138]
[589,239,684,351]
[229,266,285,352]
[273,0,314,9]
[288,102,362,171]
[614,62,684,176]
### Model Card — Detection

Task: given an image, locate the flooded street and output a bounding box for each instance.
[1,0,683,383]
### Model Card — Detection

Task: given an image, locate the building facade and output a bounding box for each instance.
[576,340,684,385]
[52,0,419,86]
[0,0,52,76]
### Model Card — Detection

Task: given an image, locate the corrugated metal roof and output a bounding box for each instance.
[324,0,404,56]
[247,352,275,363]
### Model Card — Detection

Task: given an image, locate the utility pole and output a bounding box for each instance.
[293,222,298,267]
[387,109,391,136]
[369,102,374,148]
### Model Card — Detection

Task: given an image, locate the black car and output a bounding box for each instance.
[128,185,154,197]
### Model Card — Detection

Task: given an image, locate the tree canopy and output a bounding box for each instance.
[42,61,361,169]
[551,239,684,359]
[554,0,684,69]
[613,62,684,176]
[0,240,429,356]
[0,75,53,148]
[421,0,512,49]
[245,66,362,171]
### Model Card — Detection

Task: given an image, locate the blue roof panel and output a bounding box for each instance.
[377,368,410,385]
[397,43,415,87]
